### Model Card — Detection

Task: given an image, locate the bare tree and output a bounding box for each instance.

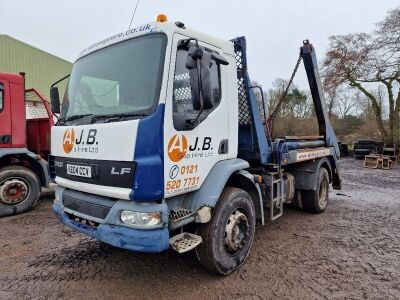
[324,84,337,117]
[266,79,311,118]
[323,7,400,144]
[266,78,287,114]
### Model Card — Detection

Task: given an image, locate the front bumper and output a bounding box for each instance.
[53,187,170,253]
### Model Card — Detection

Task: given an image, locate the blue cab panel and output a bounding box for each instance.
[130,104,165,201]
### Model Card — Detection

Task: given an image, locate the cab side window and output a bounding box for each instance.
[0,84,3,112]
[172,44,221,130]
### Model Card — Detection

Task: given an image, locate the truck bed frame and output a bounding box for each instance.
[231,36,341,189]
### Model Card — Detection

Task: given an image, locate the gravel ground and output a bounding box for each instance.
[0,158,399,299]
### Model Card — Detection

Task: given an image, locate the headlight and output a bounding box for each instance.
[120,211,162,226]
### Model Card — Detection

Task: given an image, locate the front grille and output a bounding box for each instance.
[64,195,111,219]
[63,193,114,219]
[66,212,99,230]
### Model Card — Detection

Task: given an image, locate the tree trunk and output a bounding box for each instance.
[382,79,395,144]
[350,80,389,142]
[395,80,400,144]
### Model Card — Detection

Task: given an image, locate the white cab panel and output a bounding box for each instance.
[51,120,139,161]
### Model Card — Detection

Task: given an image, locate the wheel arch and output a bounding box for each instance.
[319,159,333,182]
[285,156,333,191]
[226,170,264,225]
[0,149,49,188]
[166,159,264,225]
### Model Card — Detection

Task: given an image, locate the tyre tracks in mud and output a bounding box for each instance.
[1,158,400,299]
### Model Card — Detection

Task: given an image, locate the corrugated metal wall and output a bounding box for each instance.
[0,35,72,100]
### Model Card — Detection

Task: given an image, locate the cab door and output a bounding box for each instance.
[163,33,230,198]
[0,80,12,147]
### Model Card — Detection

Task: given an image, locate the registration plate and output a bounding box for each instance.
[66,164,92,178]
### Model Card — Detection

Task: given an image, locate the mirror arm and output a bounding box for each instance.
[51,74,70,88]
[211,52,229,65]
[50,74,70,115]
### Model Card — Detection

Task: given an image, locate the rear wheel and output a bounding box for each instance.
[196,187,255,275]
[0,166,41,217]
[301,168,329,213]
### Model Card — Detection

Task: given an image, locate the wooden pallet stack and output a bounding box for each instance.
[363,145,398,170]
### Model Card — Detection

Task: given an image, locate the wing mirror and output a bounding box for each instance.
[50,74,70,115]
[185,42,229,113]
[181,39,229,128]
[186,45,214,111]
[50,86,61,114]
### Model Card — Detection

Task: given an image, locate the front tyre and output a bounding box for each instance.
[0,166,41,217]
[196,187,255,275]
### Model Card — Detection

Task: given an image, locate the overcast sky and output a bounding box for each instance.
[1,0,398,89]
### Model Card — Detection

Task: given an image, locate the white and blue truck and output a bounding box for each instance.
[49,15,341,275]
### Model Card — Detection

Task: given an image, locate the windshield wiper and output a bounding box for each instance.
[57,114,94,125]
[91,112,148,123]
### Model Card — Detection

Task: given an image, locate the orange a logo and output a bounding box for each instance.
[63,129,75,154]
[168,134,188,162]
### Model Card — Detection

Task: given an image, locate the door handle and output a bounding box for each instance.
[218,139,229,154]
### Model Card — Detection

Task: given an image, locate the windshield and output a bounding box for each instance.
[60,33,167,122]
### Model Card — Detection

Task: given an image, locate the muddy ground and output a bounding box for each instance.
[0,158,399,299]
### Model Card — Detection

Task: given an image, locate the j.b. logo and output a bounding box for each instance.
[167,134,188,162]
[62,129,75,154]
[62,128,98,154]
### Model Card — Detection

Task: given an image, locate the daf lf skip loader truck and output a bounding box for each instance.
[50,15,341,275]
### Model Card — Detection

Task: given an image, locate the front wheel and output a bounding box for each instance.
[301,167,330,213]
[0,166,41,217]
[196,187,256,275]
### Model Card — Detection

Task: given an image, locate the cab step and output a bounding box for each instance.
[265,172,284,221]
[170,233,202,253]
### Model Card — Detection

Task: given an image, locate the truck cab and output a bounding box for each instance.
[0,73,26,148]
[51,17,341,275]
[0,72,52,216]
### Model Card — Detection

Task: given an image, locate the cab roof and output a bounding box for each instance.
[76,20,235,61]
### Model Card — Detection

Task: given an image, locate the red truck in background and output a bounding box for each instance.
[0,72,53,217]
